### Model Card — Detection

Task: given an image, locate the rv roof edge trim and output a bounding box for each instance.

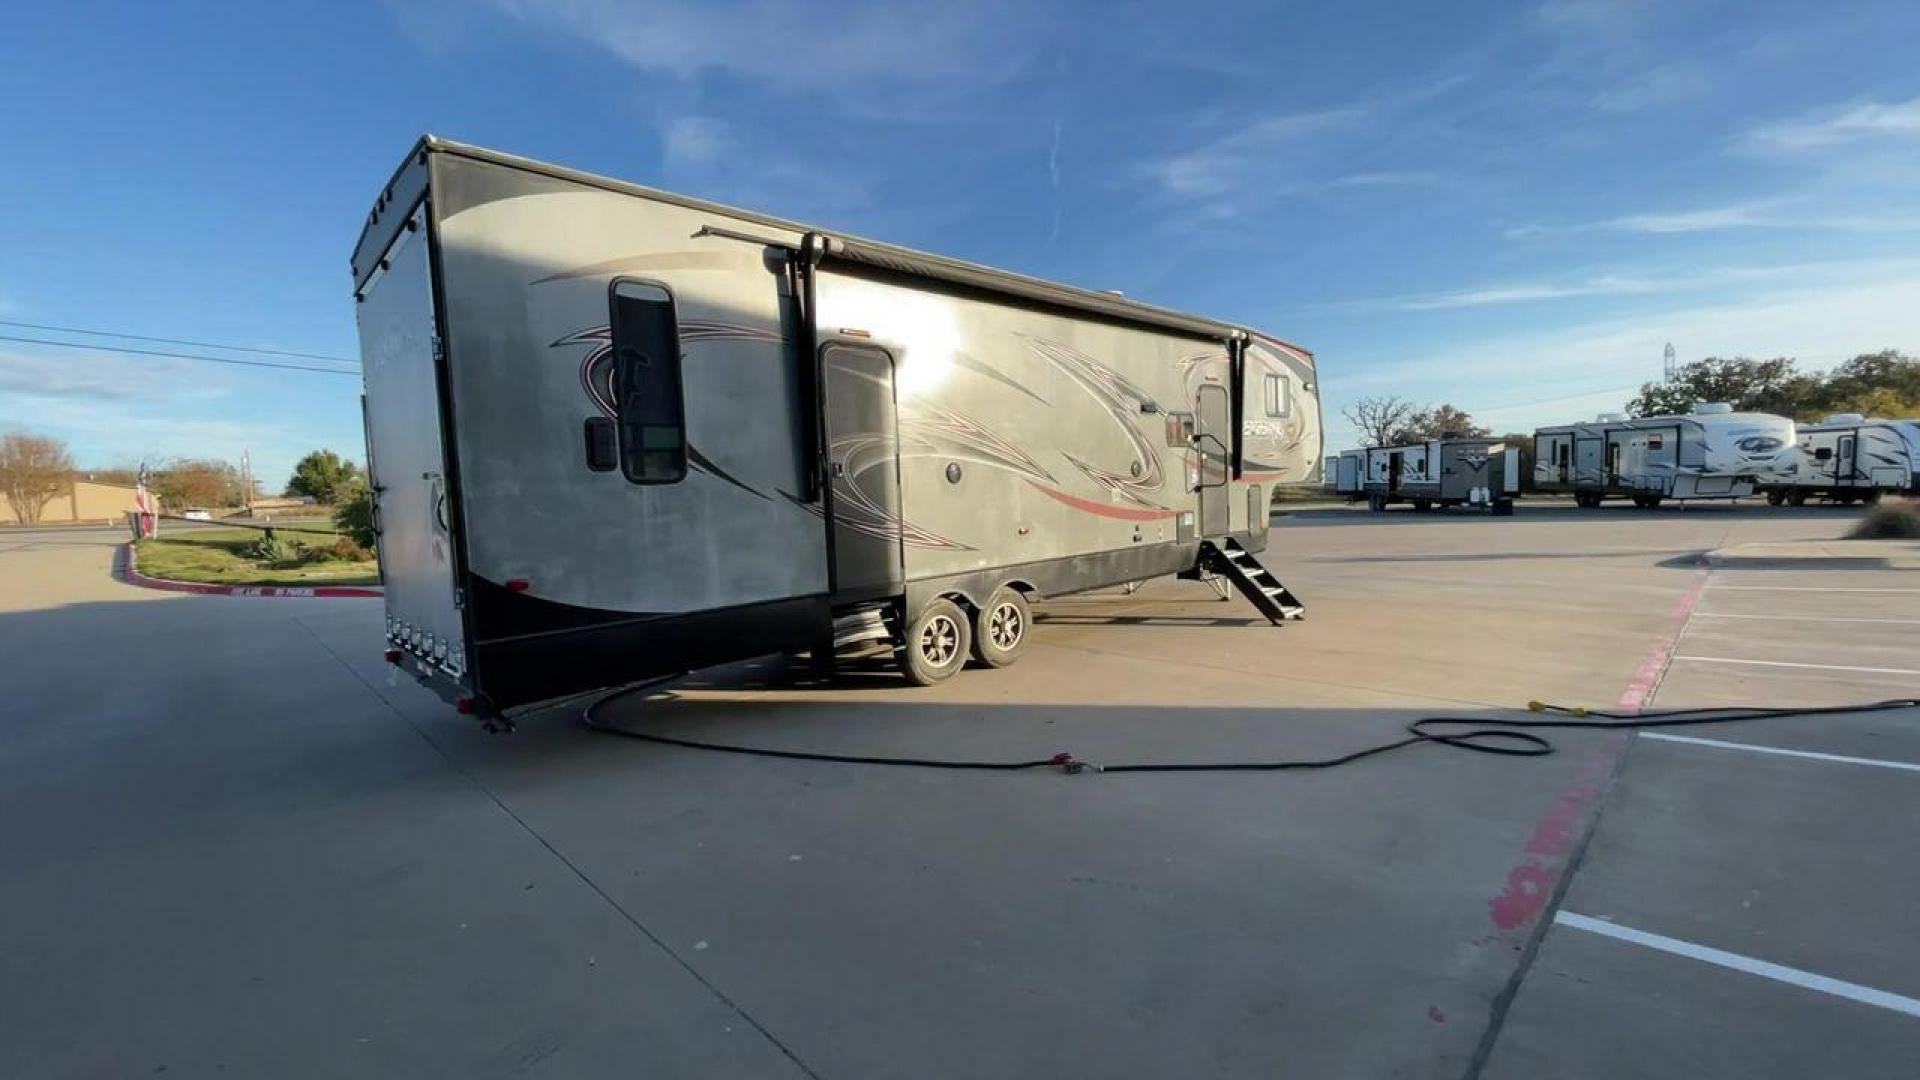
[398,136,1255,345]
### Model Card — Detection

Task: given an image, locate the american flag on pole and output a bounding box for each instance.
[135,461,157,538]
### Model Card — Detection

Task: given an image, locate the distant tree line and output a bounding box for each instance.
[1342,397,1492,447]
[1627,349,1919,419]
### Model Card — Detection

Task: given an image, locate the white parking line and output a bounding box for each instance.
[1692,612,1920,626]
[1554,911,1920,1018]
[1706,586,1920,593]
[1671,656,1920,676]
[1638,732,1920,773]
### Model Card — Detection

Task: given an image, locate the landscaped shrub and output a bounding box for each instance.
[334,482,377,551]
[1849,498,1920,539]
[298,535,373,563]
[243,532,294,563]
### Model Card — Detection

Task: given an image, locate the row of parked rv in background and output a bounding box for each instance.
[1325,405,1920,512]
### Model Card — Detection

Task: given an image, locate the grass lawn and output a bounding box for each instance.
[133,522,380,587]
[1270,483,1344,507]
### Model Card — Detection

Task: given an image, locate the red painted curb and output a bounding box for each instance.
[121,542,383,599]
[1480,553,1711,940]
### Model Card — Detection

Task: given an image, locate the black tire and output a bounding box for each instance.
[1368,493,1386,512]
[1786,490,1808,507]
[1412,499,1432,513]
[1639,495,1663,509]
[1863,490,1883,505]
[1492,499,1515,517]
[1765,489,1784,506]
[898,598,970,686]
[970,587,1031,668]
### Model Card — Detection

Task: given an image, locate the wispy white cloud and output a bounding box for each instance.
[1393,276,1659,310]
[1321,170,1436,189]
[661,116,730,170]
[1142,107,1366,197]
[1046,119,1063,247]
[1511,198,1920,237]
[1352,257,1920,313]
[1320,273,1920,448]
[0,347,228,403]
[1531,0,1649,38]
[1590,61,1708,112]
[489,0,1036,103]
[1741,97,1920,153]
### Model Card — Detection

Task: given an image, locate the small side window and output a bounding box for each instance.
[1263,373,1291,418]
[1647,435,1663,449]
[609,280,686,484]
[1165,411,1196,447]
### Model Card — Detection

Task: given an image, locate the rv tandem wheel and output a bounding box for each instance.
[899,598,972,686]
[970,586,1031,668]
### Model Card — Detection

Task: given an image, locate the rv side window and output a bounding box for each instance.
[609,280,686,484]
[1647,435,1663,449]
[1263,373,1291,417]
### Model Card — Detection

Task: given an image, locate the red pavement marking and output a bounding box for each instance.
[1484,556,1710,938]
[1617,558,1713,712]
[120,542,383,599]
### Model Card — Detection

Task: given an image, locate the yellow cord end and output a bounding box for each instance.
[1527,700,1548,712]
[1570,706,1590,717]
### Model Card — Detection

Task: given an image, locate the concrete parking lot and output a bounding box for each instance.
[1,506,1915,1078]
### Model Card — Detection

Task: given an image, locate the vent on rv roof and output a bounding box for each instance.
[1692,402,1733,414]
[1824,413,1867,425]
[1595,412,1625,422]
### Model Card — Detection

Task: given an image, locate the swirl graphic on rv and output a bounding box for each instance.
[550,321,785,503]
[1019,334,1170,510]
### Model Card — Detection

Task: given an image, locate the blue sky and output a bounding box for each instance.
[3,0,1918,486]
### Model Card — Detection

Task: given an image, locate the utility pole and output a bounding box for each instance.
[1663,342,1676,384]
[241,449,253,516]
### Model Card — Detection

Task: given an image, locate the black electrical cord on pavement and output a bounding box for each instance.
[579,679,1920,775]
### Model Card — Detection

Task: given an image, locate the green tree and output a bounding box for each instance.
[150,459,247,511]
[333,479,378,551]
[285,449,361,505]
[1818,350,1920,414]
[1388,403,1491,444]
[1626,356,1801,417]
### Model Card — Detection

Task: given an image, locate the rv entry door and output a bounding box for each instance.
[356,208,468,680]
[1196,383,1231,535]
[821,342,905,601]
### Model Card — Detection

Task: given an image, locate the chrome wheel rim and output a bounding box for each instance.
[919,614,960,666]
[987,602,1023,650]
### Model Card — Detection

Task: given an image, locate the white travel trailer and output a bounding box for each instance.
[1762,413,1920,505]
[1532,405,1793,508]
[1328,440,1518,513]
[352,138,1323,719]
[1325,449,1365,500]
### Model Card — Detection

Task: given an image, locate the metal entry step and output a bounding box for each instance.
[1198,538,1305,624]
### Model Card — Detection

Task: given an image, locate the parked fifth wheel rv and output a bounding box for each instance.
[352,138,1323,720]
[1343,439,1519,514]
[1761,413,1920,505]
[1532,404,1794,508]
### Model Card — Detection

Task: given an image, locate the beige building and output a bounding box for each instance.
[0,478,141,526]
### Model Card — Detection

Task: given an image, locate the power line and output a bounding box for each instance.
[0,318,356,364]
[0,334,361,377]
